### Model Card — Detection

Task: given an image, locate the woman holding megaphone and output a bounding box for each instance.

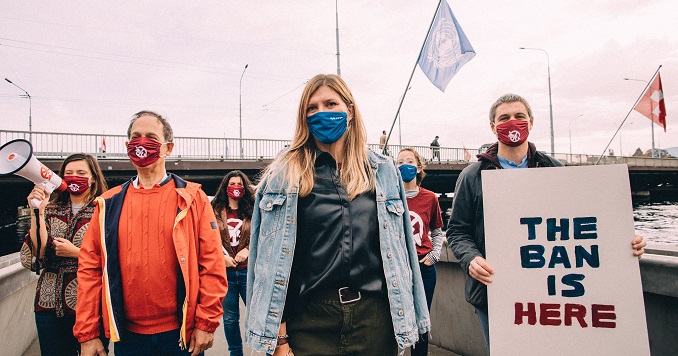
[21,153,108,356]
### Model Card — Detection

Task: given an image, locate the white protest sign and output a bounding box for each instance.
[483,164,649,356]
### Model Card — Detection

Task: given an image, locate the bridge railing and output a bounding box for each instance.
[369,144,481,163]
[0,130,481,163]
[554,153,678,168]
[1,130,676,168]
[0,130,291,161]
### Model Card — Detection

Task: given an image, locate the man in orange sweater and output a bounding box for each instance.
[75,111,227,356]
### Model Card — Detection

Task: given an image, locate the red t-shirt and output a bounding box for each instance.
[406,188,443,258]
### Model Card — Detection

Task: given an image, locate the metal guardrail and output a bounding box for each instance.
[1,130,677,168]
[1,130,290,161]
[553,152,678,168]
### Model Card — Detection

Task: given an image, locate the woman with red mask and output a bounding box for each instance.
[21,153,109,355]
[211,170,255,356]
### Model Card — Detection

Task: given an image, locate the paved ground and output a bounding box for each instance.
[24,302,459,355]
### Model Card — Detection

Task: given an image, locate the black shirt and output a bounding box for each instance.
[283,151,385,319]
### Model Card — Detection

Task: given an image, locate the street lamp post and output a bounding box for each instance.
[623,77,656,158]
[335,0,341,76]
[519,47,554,156]
[239,64,248,159]
[5,78,32,141]
[568,114,583,157]
[619,121,634,157]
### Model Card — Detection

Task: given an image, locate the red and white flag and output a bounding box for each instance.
[101,137,107,152]
[633,73,667,131]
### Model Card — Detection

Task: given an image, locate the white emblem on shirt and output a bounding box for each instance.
[227,218,243,247]
[409,211,424,247]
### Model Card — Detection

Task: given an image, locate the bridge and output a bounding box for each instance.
[2,129,677,202]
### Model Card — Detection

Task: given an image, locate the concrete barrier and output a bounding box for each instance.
[0,252,38,356]
[2,244,677,355]
[430,244,678,355]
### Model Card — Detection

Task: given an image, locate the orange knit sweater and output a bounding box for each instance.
[118,180,180,334]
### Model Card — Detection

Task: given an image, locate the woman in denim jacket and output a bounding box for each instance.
[245,74,430,356]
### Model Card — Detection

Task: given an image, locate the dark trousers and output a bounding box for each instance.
[287,293,397,356]
[223,268,247,356]
[35,312,109,356]
[411,262,436,356]
[35,312,79,356]
[475,305,490,355]
[114,328,202,356]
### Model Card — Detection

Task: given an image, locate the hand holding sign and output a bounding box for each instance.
[632,234,646,257]
[469,256,494,285]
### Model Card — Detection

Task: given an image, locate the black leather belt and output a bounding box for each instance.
[314,287,362,304]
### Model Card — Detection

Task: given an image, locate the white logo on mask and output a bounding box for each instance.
[508,130,521,142]
[68,183,80,191]
[135,146,148,158]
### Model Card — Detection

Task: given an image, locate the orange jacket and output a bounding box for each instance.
[74,174,227,348]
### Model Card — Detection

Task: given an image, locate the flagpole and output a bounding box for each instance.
[651,119,656,158]
[383,0,443,155]
[595,64,662,165]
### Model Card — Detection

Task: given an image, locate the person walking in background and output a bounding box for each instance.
[430,135,441,162]
[21,153,109,356]
[379,130,389,155]
[211,170,255,356]
[446,93,647,353]
[74,111,227,356]
[245,74,430,356]
[396,148,444,356]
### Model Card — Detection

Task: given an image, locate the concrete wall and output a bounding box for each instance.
[0,252,38,356]
[2,245,677,355]
[639,247,678,356]
[429,244,678,356]
[429,245,487,355]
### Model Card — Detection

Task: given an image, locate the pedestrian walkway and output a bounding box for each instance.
[23,302,459,355]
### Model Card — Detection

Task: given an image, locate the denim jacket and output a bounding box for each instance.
[245,149,431,354]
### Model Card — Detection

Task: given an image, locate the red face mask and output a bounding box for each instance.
[127,137,166,167]
[63,175,91,196]
[227,185,245,200]
[496,120,530,147]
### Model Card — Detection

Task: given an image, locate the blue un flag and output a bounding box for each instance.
[418,0,475,92]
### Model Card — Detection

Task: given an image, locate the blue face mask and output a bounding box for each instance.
[307,111,348,144]
[398,164,418,183]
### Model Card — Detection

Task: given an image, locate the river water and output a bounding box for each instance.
[634,201,678,246]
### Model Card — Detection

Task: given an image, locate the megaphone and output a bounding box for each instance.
[0,139,67,208]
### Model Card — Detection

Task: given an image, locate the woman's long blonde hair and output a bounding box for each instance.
[262,74,374,200]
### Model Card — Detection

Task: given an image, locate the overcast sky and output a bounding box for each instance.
[1,0,676,156]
